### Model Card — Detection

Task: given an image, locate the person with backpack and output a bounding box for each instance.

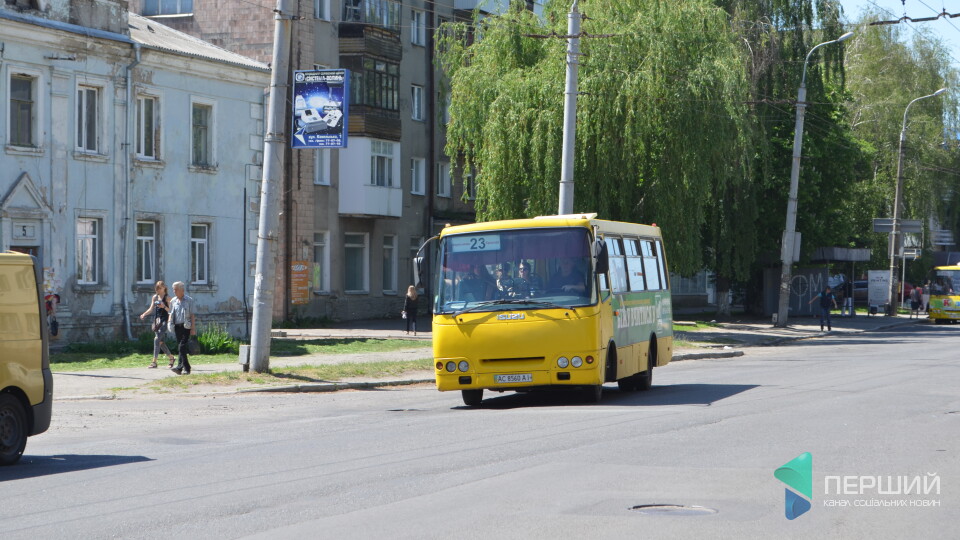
[808,286,839,332]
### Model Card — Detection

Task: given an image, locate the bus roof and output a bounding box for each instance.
[439,214,662,238]
[933,265,960,271]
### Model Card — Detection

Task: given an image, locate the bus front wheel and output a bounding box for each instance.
[462,389,483,407]
[0,393,28,466]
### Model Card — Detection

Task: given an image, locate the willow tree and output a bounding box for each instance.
[437,0,750,276]
[844,14,960,279]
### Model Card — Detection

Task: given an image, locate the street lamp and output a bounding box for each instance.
[887,87,947,315]
[775,32,854,328]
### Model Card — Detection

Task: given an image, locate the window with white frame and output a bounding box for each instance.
[411,9,426,46]
[465,172,476,200]
[411,85,423,121]
[344,232,369,292]
[382,235,397,294]
[76,218,100,284]
[314,148,330,185]
[136,221,157,284]
[411,157,425,195]
[436,162,451,197]
[191,224,209,284]
[76,85,101,153]
[191,101,214,167]
[314,0,329,19]
[371,140,394,187]
[136,95,159,159]
[313,231,330,292]
[142,0,193,16]
[10,73,38,147]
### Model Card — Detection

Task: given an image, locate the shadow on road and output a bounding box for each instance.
[3,454,154,481]
[464,383,758,409]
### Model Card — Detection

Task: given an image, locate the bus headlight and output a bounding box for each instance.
[557,356,569,368]
[446,361,457,372]
[571,356,583,368]
[458,360,469,372]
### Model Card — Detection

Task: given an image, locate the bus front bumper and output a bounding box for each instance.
[435,367,602,391]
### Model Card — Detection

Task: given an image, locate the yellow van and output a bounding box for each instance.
[0,252,53,465]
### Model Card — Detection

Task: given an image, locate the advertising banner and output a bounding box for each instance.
[291,260,310,305]
[292,69,349,148]
[867,270,889,307]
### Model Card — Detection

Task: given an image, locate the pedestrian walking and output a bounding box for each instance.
[403,285,419,336]
[840,280,854,317]
[909,285,922,318]
[808,286,838,331]
[139,280,176,368]
[168,281,196,375]
[922,280,931,313]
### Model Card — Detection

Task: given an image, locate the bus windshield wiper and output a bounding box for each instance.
[453,299,576,318]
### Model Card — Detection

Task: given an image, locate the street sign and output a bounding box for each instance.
[901,248,920,260]
[872,218,923,233]
[291,69,350,149]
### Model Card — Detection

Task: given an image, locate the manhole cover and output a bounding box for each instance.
[630,504,718,516]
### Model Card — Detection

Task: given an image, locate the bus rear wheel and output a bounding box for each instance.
[461,389,483,407]
[0,394,28,466]
[636,341,656,391]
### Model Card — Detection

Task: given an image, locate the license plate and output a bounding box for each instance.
[494,374,532,384]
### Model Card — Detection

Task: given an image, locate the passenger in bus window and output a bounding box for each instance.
[495,263,512,299]
[510,261,543,297]
[549,257,586,294]
[458,265,491,301]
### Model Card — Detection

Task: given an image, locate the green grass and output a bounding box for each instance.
[150,359,434,389]
[51,338,430,372]
[672,321,720,332]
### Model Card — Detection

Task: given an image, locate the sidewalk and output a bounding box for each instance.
[52,313,922,400]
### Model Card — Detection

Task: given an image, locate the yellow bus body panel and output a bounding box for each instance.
[927,265,960,322]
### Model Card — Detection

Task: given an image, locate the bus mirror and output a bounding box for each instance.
[413,256,425,288]
[594,241,608,275]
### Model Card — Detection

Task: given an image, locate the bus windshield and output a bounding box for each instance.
[928,268,960,295]
[435,227,595,314]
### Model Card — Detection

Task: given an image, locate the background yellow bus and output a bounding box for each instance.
[428,214,672,406]
[926,265,960,324]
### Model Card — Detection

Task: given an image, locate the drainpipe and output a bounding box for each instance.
[121,43,141,340]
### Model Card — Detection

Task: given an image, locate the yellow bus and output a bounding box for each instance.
[425,214,673,406]
[926,265,960,324]
[0,253,53,465]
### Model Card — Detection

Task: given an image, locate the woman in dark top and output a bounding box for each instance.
[403,285,419,336]
[139,280,176,368]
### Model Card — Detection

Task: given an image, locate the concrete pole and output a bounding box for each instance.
[887,89,946,316]
[775,33,852,328]
[250,0,293,372]
[558,0,580,215]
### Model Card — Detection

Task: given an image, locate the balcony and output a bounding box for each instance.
[338,138,402,218]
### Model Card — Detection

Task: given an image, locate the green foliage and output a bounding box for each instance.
[197,322,240,355]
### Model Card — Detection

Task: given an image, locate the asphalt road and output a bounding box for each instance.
[2,324,958,539]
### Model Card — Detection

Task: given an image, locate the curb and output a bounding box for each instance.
[237,378,435,394]
[673,350,744,361]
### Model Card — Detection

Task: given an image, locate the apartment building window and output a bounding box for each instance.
[350,58,399,111]
[314,149,330,185]
[371,140,394,187]
[136,221,157,284]
[313,232,330,292]
[436,162,451,197]
[76,218,101,284]
[10,74,37,147]
[411,9,426,46]
[191,224,209,284]
[315,0,329,19]
[465,172,476,200]
[76,86,101,153]
[382,235,397,294]
[191,101,214,167]
[411,157,425,195]
[344,232,369,293]
[411,85,423,121]
[142,0,193,16]
[136,95,159,159]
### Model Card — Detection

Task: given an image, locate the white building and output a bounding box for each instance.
[1,2,268,342]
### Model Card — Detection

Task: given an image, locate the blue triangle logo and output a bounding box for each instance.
[784,488,812,520]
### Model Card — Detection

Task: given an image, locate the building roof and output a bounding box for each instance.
[128,13,268,72]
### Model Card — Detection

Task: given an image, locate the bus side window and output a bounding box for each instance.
[655,239,668,289]
[605,237,628,293]
[641,240,661,290]
[624,238,646,291]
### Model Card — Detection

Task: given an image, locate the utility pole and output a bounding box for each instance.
[557,0,580,215]
[250,0,293,373]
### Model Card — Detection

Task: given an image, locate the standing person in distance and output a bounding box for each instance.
[403,285,419,336]
[808,285,838,332]
[168,281,197,375]
[139,280,176,368]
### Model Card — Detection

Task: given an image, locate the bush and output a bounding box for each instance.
[197,322,240,355]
